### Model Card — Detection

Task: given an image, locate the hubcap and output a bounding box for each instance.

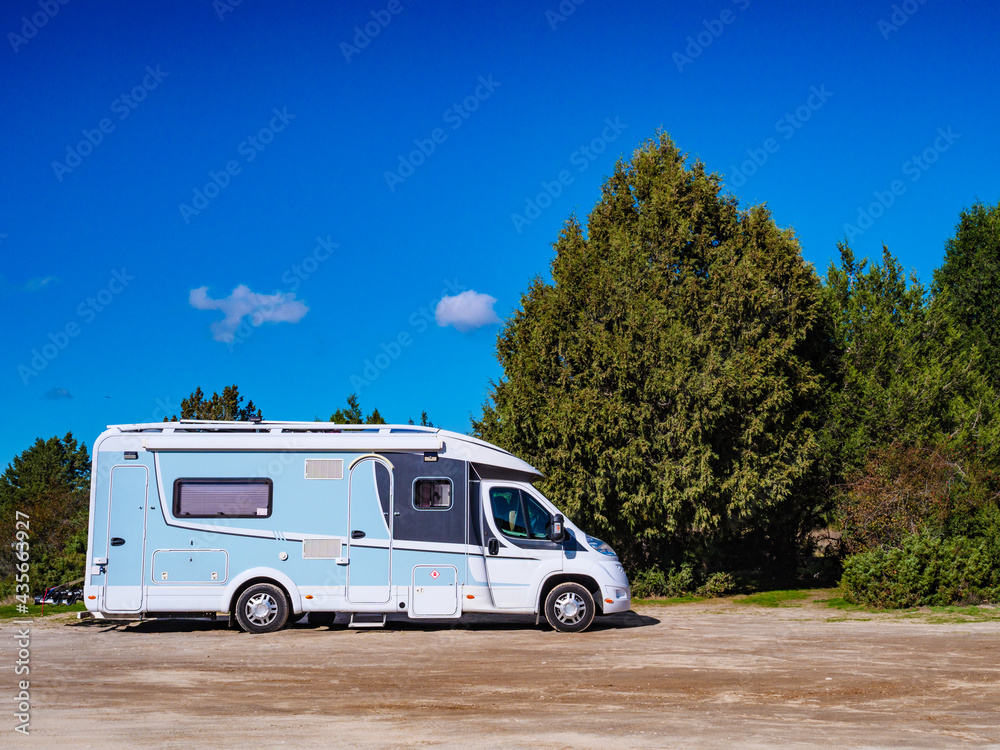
[554,592,586,624]
[246,593,277,626]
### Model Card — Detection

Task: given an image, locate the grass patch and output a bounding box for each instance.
[0,603,86,619]
[736,589,810,607]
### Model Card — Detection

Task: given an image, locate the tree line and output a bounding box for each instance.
[3,130,998,606]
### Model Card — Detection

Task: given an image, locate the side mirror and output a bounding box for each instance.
[549,514,565,543]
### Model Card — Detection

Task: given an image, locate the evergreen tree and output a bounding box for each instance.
[475,133,830,572]
[823,244,998,480]
[0,434,91,594]
[167,385,262,421]
[330,394,386,424]
[933,200,1000,385]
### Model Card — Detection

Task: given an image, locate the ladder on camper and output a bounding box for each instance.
[348,613,387,628]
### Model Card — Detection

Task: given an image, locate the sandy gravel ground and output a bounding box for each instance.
[3,594,999,749]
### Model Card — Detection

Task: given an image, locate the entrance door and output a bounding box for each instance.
[346,456,393,603]
[103,465,148,612]
[482,483,563,608]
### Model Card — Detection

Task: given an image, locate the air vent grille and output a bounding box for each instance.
[302,538,343,559]
[304,459,344,480]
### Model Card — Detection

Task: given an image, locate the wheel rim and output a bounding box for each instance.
[554,591,586,625]
[245,592,278,626]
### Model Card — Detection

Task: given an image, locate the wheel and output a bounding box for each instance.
[544,582,596,633]
[235,583,290,633]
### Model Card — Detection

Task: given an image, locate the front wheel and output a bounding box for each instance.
[544,582,595,633]
[235,583,290,633]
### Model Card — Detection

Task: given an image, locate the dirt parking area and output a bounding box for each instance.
[5,594,1000,749]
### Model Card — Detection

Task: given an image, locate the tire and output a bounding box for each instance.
[544,582,596,633]
[235,583,290,634]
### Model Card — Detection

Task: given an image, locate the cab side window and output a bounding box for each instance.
[490,488,550,540]
[489,488,527,537]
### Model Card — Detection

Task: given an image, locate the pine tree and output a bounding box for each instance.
[0,434,91,594]
[933,200,1000,386]
[167,385,263,421]
[475,133,830,571]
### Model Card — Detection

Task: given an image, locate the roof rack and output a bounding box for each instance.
[108,421,444,435]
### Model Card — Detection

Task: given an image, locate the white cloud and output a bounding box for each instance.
[435,290,501,333]
[189,284,309,342]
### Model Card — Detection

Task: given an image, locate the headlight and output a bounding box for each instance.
[586,535,617,557]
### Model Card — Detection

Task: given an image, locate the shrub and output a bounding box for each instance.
[840,532,1000,607]
[697,571,736,598]
[630,564,695,598]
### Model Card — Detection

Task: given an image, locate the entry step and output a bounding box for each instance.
[348,613,387,628]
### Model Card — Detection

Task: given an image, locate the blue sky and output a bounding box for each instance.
[2,0,998,467]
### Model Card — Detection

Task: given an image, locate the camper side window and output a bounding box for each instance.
[173,478,273,518]
[413,478,452,510]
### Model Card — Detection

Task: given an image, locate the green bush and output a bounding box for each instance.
[840,532,1000,607]
[697,571,736,598]
[630,564,695,598]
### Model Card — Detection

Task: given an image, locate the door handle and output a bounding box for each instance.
[488,538,499,556]
[110,537,126,547]
[351,530,366,539]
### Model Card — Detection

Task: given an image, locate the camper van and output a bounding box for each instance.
[84,421,631,633]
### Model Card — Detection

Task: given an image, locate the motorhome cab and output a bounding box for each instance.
[84,421,631,633]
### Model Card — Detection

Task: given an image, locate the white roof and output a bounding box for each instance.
[96,421,542,479]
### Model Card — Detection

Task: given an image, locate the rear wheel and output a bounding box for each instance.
[235,583,289,634]
[544,582,595,633]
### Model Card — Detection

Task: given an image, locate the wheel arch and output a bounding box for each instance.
[538,573,603,615]
[223,567,301,615]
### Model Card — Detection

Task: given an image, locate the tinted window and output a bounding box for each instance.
[173,479,272,518]
[490,487,527,538]
[413,478,453,510]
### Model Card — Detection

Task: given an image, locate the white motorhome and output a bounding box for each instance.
[84,421,631,632]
